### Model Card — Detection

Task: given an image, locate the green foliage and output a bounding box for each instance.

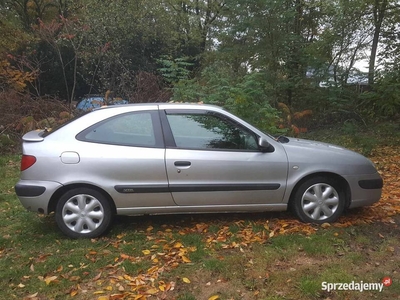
[1,0,400,126]
[342,121,377,156]
[0,134,15,153]
[171,63,280,133]
[157,56,193,84]
[359,69,400,117]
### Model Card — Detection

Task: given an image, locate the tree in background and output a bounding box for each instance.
[0,0,399,127]
[0,0,38,92]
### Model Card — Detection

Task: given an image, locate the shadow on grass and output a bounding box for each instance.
[27,205,393,239]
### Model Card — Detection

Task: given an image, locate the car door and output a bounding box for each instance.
[161,109,288,207]
[75,109,175,212]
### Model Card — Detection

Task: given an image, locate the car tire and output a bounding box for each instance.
[291,176,345,223]
[55,188,113,238]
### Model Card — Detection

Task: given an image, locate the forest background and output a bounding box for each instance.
[0,0,400,146]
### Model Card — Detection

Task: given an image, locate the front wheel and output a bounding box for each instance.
[55,188,113,238]
[291,177,345,223]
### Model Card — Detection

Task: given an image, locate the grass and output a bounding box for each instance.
[1,125,400,299]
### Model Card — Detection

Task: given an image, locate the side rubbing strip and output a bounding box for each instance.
[169,184,280,192]
[115,185,169,193]
[115,184,281,194]
[358,178,383,189]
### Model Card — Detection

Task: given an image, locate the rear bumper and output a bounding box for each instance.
[15,184,46,197]
[343,172,383,209]
[15,180,62,214]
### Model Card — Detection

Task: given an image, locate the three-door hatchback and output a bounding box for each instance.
[15,104,383,238]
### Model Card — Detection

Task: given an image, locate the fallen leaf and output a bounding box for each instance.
[145,288,159,294]
[208,295,220,300]
[120,253,131,260]
[43,275,58,285]
[93,272,102,281]
[173,242,183,248]
[181,255,191,263]
[182,277,191,283]
[110,294,126,299]
[94,290,105,295]
[69,276,81,282]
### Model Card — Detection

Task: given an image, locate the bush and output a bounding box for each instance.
[359,71,400,118]
[0,90,70,153]
[171,64,281,133]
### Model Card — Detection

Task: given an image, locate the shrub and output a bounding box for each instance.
[0,90,70,153]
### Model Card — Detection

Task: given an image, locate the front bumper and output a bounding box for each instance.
[343,172,383,209]
[15,180,62,214]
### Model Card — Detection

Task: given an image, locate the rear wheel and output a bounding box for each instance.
[55,188,113,238]
[291,176,345,223]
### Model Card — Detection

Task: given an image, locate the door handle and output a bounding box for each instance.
[174,161,191,167]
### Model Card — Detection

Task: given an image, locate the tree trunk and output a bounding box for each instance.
[368,0,388,86]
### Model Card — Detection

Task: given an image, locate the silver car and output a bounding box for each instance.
[15,104,383,238]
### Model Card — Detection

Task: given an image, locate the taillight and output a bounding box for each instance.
[21,155,37,171]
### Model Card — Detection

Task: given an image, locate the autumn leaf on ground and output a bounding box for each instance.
[182,277,191,283]
[145,287,159,295]
[41,275,58,285]
[70,289,78,297]
[181,255,191,263]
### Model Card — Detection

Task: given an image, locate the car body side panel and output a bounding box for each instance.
[68,143,175,208]
[21,141,176,210]
[343,173,382,208]
[165,149,288,205]
[280,141,381,205]
[15,180,62,214]
[116,203,287,215]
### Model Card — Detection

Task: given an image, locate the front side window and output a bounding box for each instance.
[77,111,160,147]
[166,113,258,150]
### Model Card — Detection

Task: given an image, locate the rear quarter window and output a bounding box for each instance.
[76,110,163,148]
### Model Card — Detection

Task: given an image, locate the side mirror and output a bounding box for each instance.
[258,137,275,153]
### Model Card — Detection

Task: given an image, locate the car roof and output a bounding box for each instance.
[96,102,222,111]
